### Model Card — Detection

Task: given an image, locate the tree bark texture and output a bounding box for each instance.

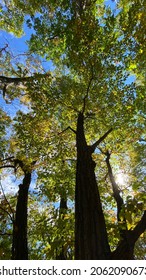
[56,196,68,260]
[75,112,111,259]
[12,170,31,260]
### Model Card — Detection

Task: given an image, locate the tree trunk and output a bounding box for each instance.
[75,112,111,259]
[111,238,135,260]
[56,196,68,260]
[113,210,146,259]
[12,171,31,260]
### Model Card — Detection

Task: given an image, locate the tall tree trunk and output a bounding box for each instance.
[75,112,111,259]
[56,196,68,260]
[12,170,31,260]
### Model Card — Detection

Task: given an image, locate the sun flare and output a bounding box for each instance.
[116,172,126,186]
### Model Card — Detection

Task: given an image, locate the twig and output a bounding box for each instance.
[0,206,13,222]
[0,232,12,236]
[0,44,8,54]
[82,69,94,113]
[58,126,76,135]
[0,177,14,220]
[0,165,15,169]
[0,156,14,162]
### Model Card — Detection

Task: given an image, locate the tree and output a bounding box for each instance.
[0,157,35,259]
[11,159,35,260]
[0,0,145,259]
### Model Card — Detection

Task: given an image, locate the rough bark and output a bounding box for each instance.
[11,162,32,260]
[56,196,68,260]
[75,112,111,259]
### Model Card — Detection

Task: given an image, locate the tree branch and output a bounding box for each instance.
[0,44,8,54]
[0,178,14,220]
[0,231,12,236]
[139,138,146,142]
[0,165,15,169]
[58,126,76,135]
[0,206,13,222]
[0,156,14,162]
[82,74,94,113]
[0,75,33,84]
[90,128,112,153]
[131,210,146,244]
[0,72,51,85]
[0,73,51,102]
[105,151,126,223]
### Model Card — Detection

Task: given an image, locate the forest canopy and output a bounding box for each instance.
[0,0,146,260]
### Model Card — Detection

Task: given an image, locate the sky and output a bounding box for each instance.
[0,20,35,195]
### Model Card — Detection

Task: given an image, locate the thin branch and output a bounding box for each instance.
[0,72,51,85]
[0,206,13,222]
[139,138,146,142]
[82,66,94,113]
[90,128,113,153]
[105,151,125,223]
[0,156,14,162]
[0,44,8,54]
[0,75,33,84]
[58,126,76,135]
[0,165,15,169]
[0,178,14,219]
[0,232,12,236]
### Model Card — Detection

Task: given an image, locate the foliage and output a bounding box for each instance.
[0,0,145,259]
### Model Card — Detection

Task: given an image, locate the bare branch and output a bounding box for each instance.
[0,44,8,55]
[139,138,146,142]
[0,165,15,169]
[0,206,13,222]
[0,178,14,219]
[90,128,113,152]
[0,73,51,88]
[0,75,33,84]
[58,126,76,135]
[82,77,93,113]
[82,66,94,113]
[0,156,14,162]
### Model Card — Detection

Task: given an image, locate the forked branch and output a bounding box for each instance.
[90,128,112,153]
[58,126,76,135]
